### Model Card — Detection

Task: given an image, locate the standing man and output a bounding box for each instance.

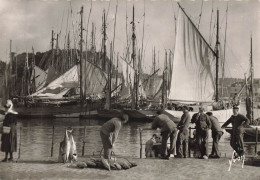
[176,106,190,158]
[100,112,129,159]
[151,109,178,160]
[191,106,212,159]
[206,112,223,158]
[221,106,249,157]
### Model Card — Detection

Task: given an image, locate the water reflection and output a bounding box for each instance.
[1,106,259,160]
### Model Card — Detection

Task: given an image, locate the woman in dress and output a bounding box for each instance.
[1,100,18,162]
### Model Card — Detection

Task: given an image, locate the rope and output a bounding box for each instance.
[197,0,204,30]
[209,0,214,43]
[221,2,228,96]
[140,0,146,63]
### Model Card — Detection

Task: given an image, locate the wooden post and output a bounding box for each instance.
[139,128,142,159]
[51,125,54,157]
[82,126,86,156]
[17,127,22,162]
[255,127,258,155]
[188,127,191,158]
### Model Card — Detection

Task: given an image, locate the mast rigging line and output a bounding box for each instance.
[106,0,111,20]
[221,2,228,97]
[177,3,216,57]
[197,0,204,30]
[84,0,93,99]
[209,0,214,45]
[112,0,119,65]
[140,0,146,63]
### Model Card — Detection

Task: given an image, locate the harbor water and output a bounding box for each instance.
[1,105,260,160]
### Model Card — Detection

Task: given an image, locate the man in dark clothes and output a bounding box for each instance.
[1,100,18,162]
[176,106,190,158]
[151,109,177,160]
[100,112,128,159]
[206,112,223,158]
[191,106,212,159]
[221,106,249,157]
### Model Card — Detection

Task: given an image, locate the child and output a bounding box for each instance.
[145,134,158,158]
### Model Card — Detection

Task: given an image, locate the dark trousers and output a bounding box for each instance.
[211,131,223,157]
[161,128,178,157]
[196,129,209,157]
[230,130,245,156]
[100,131,112,159]
[176,129,189,157]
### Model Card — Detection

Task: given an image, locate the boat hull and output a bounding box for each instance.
[165,108,233,123]
[97,109,180,123]
[14,102,100,119]
[226,125,260,142]
[97,109,157,122]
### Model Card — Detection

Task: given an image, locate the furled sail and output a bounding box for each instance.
[168,8,215,102]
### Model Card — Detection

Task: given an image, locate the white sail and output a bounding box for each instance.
[82,61,107,96]
[119,60,146,99]
[168,9,215,102]
[31,65,79,99]
[31,66,47,91]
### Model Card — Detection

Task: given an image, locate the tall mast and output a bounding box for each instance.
[91,22,96,52]
[153,47,156,96]
[51,29,55,66]
[116,52,119,94]
[32,47,36,93]
[153,47,156,74]
[26,51,30,95]
[9,40,12,98]
[215,9,219,102]
[79,6,84,105]
[250,36,254,123]
[107,42,112,110]
[102,10,107,72]
[221,3,228,97]
[131,5,137,109]
[67,32,71,69]
[162,51,167,108]
[56,33,59,71]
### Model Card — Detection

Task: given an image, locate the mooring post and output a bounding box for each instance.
[51,125,54,157]
[139,128,143,159]
[255,127,258,155]
[188,127,191,158]
[17,126,22,162]
[82,126,86,156]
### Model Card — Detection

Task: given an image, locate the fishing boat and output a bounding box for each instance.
[12,6,108,119]
[225,37,260,141]
[165,3,233,123]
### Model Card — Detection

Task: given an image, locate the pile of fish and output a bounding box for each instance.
[76,156,137,171]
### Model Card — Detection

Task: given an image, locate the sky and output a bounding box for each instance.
[0,0,259,78]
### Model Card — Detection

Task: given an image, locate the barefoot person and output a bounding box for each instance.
[176,106,191,158]
[100,112,128,159]
[1,100,18,162]
[206,112,223,158]
[191,106,212,159]
[151,109,177,160]
[221,106,249,158]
